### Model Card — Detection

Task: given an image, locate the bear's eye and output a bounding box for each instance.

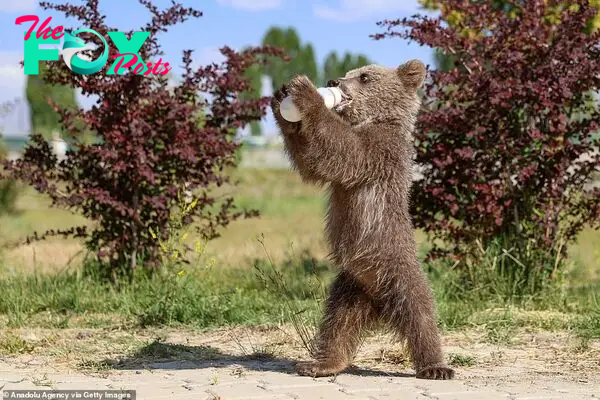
[359,73,369,83]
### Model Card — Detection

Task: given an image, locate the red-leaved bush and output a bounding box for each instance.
[374,1,600,274]
[4,0,283,281]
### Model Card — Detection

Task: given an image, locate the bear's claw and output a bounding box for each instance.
[416,365,455,380]
[296,361,346,378]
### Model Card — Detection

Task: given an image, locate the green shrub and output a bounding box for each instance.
[0,141,19,215]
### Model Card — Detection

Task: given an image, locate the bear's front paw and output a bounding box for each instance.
[271,83,289,108]
[416,365,455,380]
[296,361,346,378]
[271,83,301,133]
[287,75,322,114]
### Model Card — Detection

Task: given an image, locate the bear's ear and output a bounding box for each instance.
[397,59,426,89]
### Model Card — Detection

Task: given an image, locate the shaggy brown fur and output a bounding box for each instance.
[270,60,455,380]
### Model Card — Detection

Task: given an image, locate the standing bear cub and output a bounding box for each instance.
[271,60,455,380]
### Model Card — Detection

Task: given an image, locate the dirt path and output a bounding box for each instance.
[1,326,598,399]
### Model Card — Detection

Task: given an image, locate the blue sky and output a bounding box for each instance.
[0,0,436,137]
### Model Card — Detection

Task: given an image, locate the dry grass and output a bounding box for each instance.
[568,227,600,283]
[1,325,599,382]
[4,241,85,275]
[0,191,89,274]
[0,168,330,272]
[0,166,598,275]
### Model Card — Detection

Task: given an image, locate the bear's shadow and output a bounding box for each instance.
[104,341,413,378]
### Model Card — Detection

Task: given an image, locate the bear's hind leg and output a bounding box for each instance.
[296,271,377,378]
[376,267,455,380]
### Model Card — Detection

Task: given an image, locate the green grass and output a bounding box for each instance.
[133,337,221,361]
[0,331,36,354]
[0,250,328,330]
[0,165,599,341]
[0,247,598,346]
[448,353,476,367]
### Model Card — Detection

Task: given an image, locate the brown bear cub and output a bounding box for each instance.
[270,60,455,380]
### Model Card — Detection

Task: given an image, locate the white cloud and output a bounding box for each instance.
[0,52,25,92]
[0,64,24,90]
[195,47,226,66]
[216,0,281,11]
[0,52,27,136]
[314,0,421,22]
[0,0,36,12]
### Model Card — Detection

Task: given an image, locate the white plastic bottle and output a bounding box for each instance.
[280,87,343,122]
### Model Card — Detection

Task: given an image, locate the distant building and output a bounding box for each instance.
[1,132,69,161]
[51,131,68,161]
[1,135,28,161]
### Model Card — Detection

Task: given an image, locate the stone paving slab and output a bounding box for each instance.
[1,363,598,400]
[1,327,599,400]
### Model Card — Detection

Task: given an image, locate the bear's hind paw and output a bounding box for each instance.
[416,365,455,380]
[296,361,346,378]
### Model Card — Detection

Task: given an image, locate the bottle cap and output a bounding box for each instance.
[329,87,343,106]
[317,87,343,109]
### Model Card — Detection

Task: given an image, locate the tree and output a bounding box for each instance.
[322,51,340,85]
[237,27,315,136]
[26,62,78,139]
[298,43,319,84]
[262,27,303,90]
[422,1,600,71]
[241,60,263,136]
[6,0,283,283]
[261,26,371,92]
[0,100,20,215]
[262,27,324,86]
[320,51,371,85]
[374,1,600,284]
[420,0,600,32]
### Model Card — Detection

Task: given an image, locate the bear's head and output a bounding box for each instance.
[327,59,426,127]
